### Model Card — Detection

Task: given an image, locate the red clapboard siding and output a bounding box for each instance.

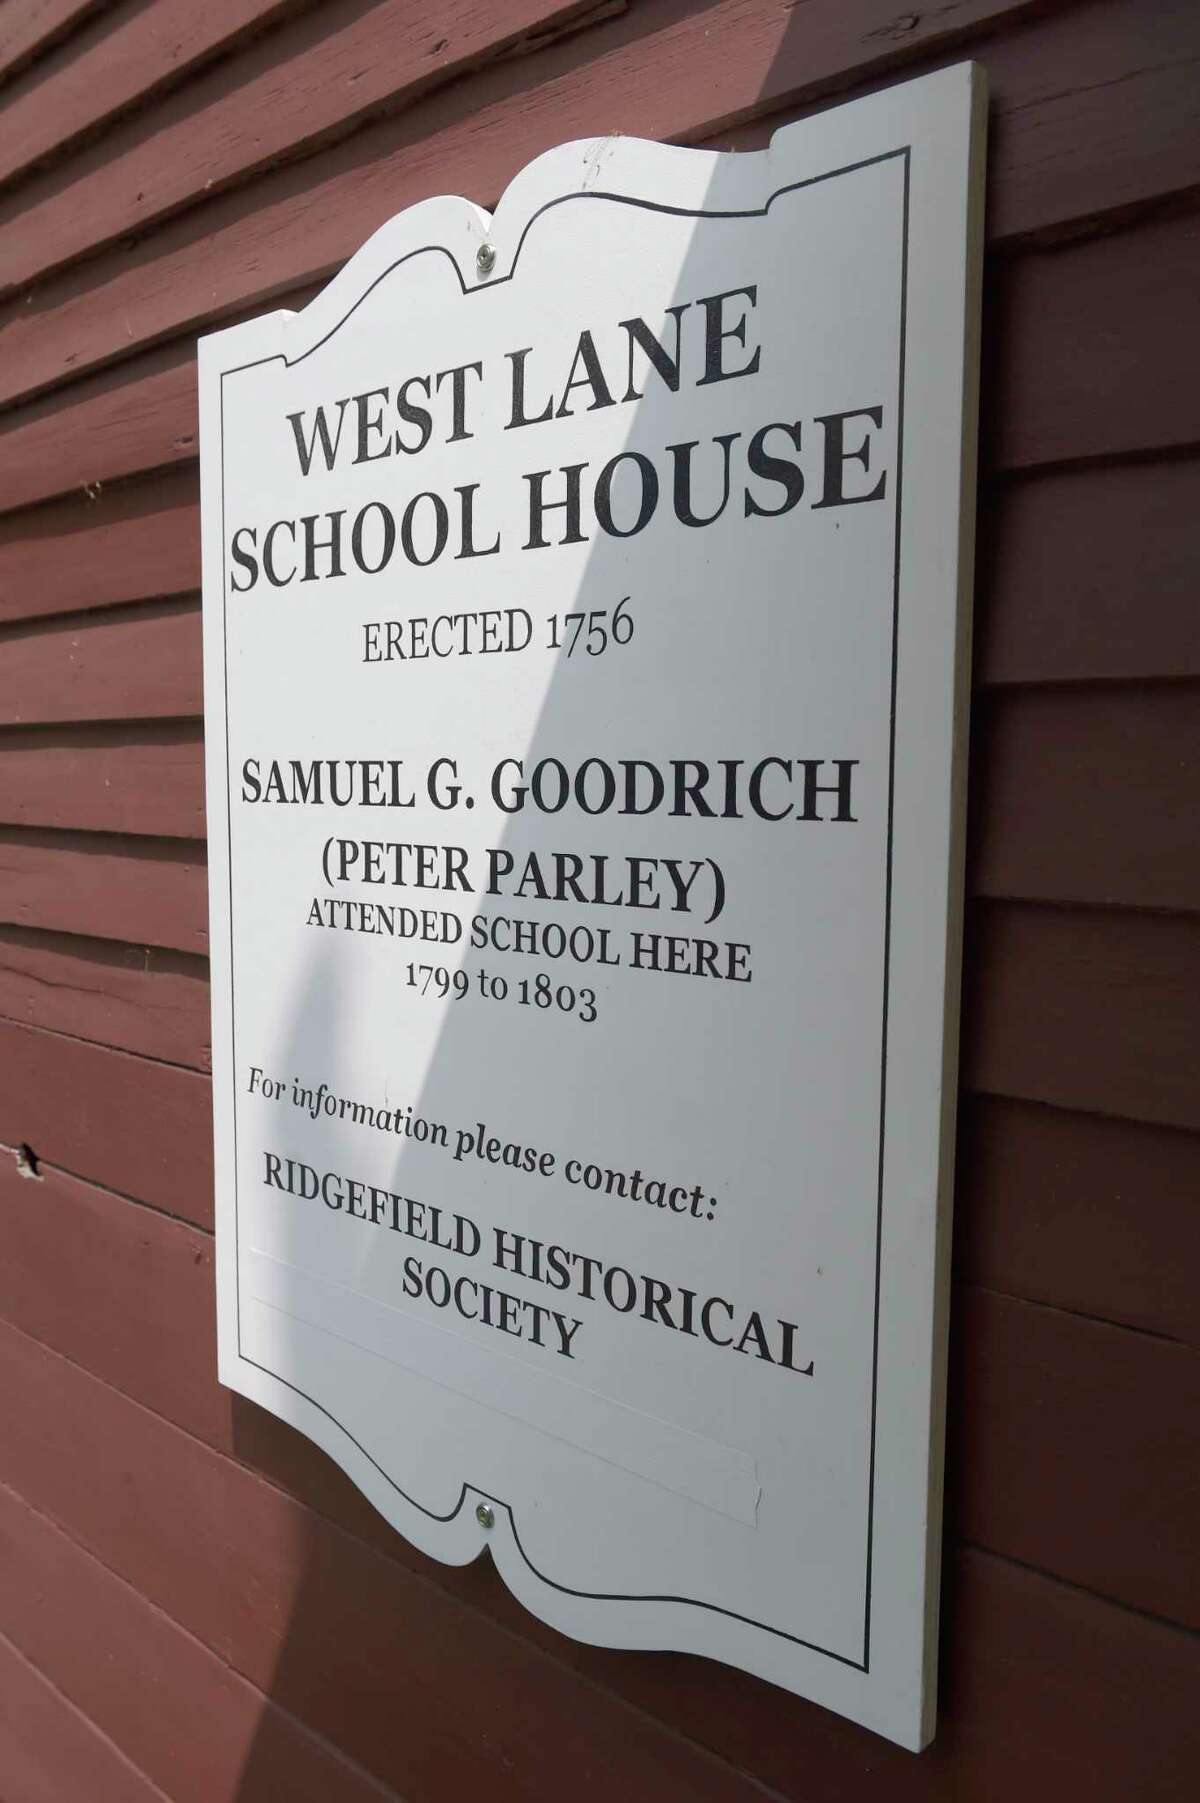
[957,1096,1200,1348]
[0,0,109,84]
[943,0,1200,246]
[0,926,210,1067]
[0,349,196,519]
[5,205,1198,518]
[5,0,1198,413]
[0,1482,403,1803]
[0,599,201,724]
[0,1159,227,1448]
[0,1631,167,1803]
[3,1148,1196,1639]
[0,1325,783,1803]
[0,0,307,191]
[999,21,1200,241]
[0,0,1044,299]
[721,0,1200,241]
[0,1017,213,1227]
[0,829,207,952]
[976,459,1200,685]
[3,1286,1200,1803]
[951,1286,1200,1628]
[0,468,198,625]
[964,903,1200,1131]
[0,722,206,837]
[987,208,1200,473]
[0,0,619,294]
[968,684,1200,913]
[528,1540,1200,1802]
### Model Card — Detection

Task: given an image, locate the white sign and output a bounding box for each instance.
[200,64,985,1749]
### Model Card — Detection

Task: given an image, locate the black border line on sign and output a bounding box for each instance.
[218,142,911,1676]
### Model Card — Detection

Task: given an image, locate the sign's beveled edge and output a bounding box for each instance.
[197,59,987,1751]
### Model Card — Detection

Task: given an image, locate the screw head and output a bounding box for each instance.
[476,242,496,277]
[475,1501,495,1530]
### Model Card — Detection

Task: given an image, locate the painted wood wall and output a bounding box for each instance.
[0,2,1197,1797]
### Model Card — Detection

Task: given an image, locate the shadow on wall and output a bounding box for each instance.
[220,14,984,1799]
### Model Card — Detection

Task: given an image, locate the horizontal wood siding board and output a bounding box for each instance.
[4,204,1198,519]
[950,1286,1200,1628]
[0,0,109,85]
[0,598,202,724]
[967,683,1200,912]
[0,829,208,952]
[0,469,199,625]
[718,0,1200,244]
[1,0,1192,415]
[981,22,1200,244]
[0,1480,403,1803]
[976,459,1200,685]
[0,0,307,193]
[0,822,210,938]
[984,208,1200,473]
[963,902,1200,1130]
[0,350,196,519]
[957,1096,1200,1348]
[2,1311,1199,1803]
[0,926,210,1067]
[0,0,621,296]
[0,722,206,838]
[0,1631,168,1803]
[0,1159,228,1447]
[4,1153,1198,1635]
[0,1017,213,1227]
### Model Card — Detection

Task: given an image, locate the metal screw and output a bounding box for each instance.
[475,1501,495,1530]
[476,242,496,277]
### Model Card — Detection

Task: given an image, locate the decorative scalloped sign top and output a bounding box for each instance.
[199,62,986,1749]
